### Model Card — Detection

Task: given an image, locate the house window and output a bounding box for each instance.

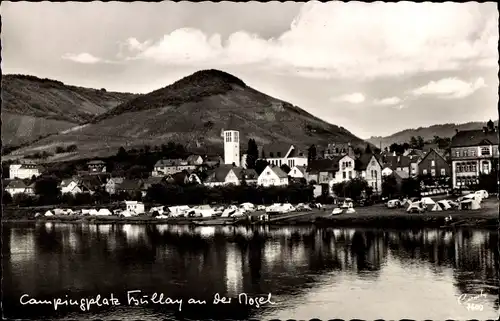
[225,132,231,142]
[471,150,476,156]
[482,162,490,174]
[234,132,239,143]
[431,169,436,176]
[455,151,460,157]
[465,165,470,172]
[277,152,282,157]
[471,163,477,172]
[348,171,352,179]
[423,169,428,175]
[481,147,490,156]
[267,171,270,175]
[270,152,274,157]
[343,172,346,179]
[293,169,297,174]
[431,160,435,167]
[440,168,445,176]
[463,150,468,157]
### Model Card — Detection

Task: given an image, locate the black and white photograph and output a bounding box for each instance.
[1,1,499,320]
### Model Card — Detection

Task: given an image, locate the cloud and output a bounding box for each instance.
[373,97,402,106]
[333,92,365,104]
[112,2,497,79]
[61,52,103,64]
[410,77,486,99]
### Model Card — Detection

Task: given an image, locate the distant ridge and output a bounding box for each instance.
[367,120,499,148]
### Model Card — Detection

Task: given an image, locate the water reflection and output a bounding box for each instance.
[2,223,499,320]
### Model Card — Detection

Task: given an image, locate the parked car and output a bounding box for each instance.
[475,190,489,199]
[358,198,373,207]
[386,199,402,209]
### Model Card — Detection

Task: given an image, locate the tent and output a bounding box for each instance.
[407,201,425,213]
[97,208,112,216]
[53,208,66,215]
[89,209,99,216]
[421,197,435,205]
[460,199,481,210]
[345,208,356,214]
[44,210,54,216]
[430,203,443,211]
[437,200,451,210]
[81,209,91,215]
[65,209,74,215]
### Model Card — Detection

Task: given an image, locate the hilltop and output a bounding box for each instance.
[6,69,368,162]
[1,74,138,146]
[367,120,499,148]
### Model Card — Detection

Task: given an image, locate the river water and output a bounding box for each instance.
[2,223,499,320]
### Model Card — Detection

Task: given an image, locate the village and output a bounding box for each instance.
[3,121,499,222]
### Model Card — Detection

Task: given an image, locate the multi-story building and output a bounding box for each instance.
[260,144,308,168]
[450,126,499,189]
[417,148,450,177]
[355,154,383,194]
[152,159,198,177]
[87,160,107,173]
[9,161,42,179]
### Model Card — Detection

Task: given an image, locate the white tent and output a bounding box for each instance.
[97,208,112,216]
[421,197,435,205]
[407,201,424,213]
[222,205,239,217]
[65,209,74,215]
[81,209,91,215]
[345,208,356,214]
[240,203,255,212]
[437,200,451,210]
[44,210,54,216]
[89,209,99,216]
[460,199,481,210]
[430,203,443,211]
[53,208,66,215]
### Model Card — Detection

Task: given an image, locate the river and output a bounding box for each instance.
[2,222,499,320]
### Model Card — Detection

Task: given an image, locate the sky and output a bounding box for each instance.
[2,1,499,139]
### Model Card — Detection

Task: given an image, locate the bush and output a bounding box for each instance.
[145,182,314,206]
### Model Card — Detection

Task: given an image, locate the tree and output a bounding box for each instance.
[365,144,372,154]
[66,144,78,153]
[117,147,128,161]
[246,139,259,169]
[382,175,398,198]
[416,136,424,149]
[2,191,13,205]
[487,119,494,131]
[308,144,317,163]
[255,159,269,175]
[401,177,420,197]
[409,136,418,149]
[34,176,61,205]
[280,164,291,174]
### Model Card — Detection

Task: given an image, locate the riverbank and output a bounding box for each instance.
[2,199,498,229]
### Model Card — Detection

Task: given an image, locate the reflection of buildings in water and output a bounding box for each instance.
[197,226,216,238]
[44,222,54,231]
[442,231,453,245]
[225,243,243,297]
[366,236,387,268]
[425,229,439,243]
[121,224,145,244]
[264,241,282,266]
[220,226,234,236]
[9,229,36,264]
[155,224,170,235]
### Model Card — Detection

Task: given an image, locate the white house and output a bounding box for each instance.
[257,165,289,187]
[186,155,204,165]
[261,144,308,168]
[5,180,34,196]
[9,162,42,179]
[105,177,125,195]
[355,154,383,194]
[223,130,240,167]
[125,201,145,214]
[204,165,241,187]
[152,159,198,177]
[60,178,82,195]
[289,165,306,179]
[382,167,393,177]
